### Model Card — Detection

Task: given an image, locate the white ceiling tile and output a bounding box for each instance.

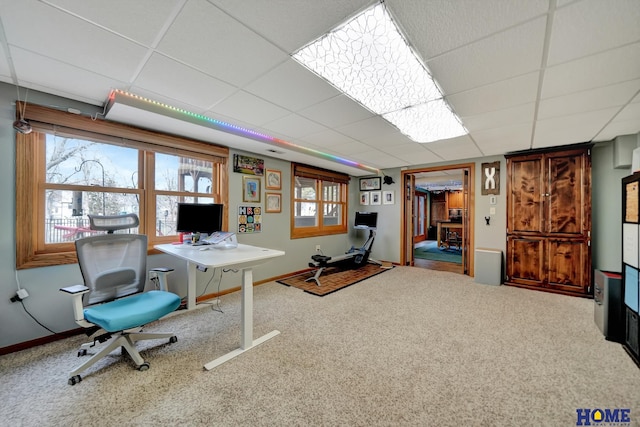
[209,90,290,127]
[542,43,640,98]
[298,129,360,149]
[261,113,328,139]
[387,0,548,58]
[538,79,640,120]
[210,0,372,52]
[323,140,372,156]
[471,123,534,155]
[548,0,640,66]
[134,53,236,110]
[245,59,340,111]
[533,107,621,148]
[298,95,374,128]
[423,135,482,160]
[337,116,404,143]
[447,72,539,117]
[157,0,289,87]
[426,17,546,94]
[462,103,535,132]
[45,0,183,46]
[391,150,444,165]
[1,0,148,82]
[11,47,124,105]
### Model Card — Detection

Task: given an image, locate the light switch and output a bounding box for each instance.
[490,207,496,215]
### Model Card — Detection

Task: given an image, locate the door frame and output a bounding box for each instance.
[401,163,475,276]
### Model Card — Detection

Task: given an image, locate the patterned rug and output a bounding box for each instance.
[277,263,393,296]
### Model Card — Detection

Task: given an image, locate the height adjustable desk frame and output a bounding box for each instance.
[154,243,284,370]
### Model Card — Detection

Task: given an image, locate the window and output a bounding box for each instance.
[291,163,349,238]
[16,102,228,269]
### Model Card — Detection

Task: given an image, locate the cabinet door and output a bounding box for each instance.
[508,156,544,233]
[546,151,590,236]
[546,239,589,293]
[507,236,545,286]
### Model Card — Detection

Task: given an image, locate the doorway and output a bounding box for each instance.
[401,163,475,275]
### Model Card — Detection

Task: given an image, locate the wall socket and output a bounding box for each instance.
[315,245,321,252]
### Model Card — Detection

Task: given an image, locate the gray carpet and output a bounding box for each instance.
[2,267,639,426]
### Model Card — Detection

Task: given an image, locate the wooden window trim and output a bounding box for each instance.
[16,103,229,269]
[290,163,349,239]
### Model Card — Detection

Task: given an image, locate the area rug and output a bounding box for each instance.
[414,241,462,264]
[277,263,393,296]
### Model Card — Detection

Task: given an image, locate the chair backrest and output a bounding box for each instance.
[75,215,147,307]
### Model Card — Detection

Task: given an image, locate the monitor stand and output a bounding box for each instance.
[212,233,238,250]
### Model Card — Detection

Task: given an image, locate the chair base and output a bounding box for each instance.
[68,330,177,385]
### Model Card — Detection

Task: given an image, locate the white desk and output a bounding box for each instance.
[154,243,285,370]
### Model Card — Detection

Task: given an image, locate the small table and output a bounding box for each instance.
[154,243,285,370]
[436,221,463,249]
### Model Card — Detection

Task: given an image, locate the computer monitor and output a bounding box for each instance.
[176,203,223,235]
[354,211,377,229]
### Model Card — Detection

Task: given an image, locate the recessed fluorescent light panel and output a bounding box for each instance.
[293,1,467,143]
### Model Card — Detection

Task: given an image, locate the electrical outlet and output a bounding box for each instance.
[10,289,29,303]
[315,245,321,252]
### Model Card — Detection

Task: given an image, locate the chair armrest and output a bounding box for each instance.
[59,285,92,327]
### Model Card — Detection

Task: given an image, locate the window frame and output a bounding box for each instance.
[290,163,349,239]
[15,102,229,269]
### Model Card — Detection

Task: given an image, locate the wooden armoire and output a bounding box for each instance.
[505,145,592,297]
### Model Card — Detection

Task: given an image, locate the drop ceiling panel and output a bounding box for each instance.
[157,0,289,87]
[210,0,373,52]
[542,43,640,99]
[472,123,534,155]
[538,79,640,120]
[462,103,535,133]
[209,90,290,127]
[261,113,328,139]
[245,59,341,111]
[377,143,444,165]
[134,53,236,110]
[533,107,621,148]
[387,0,548,58]
[1,0,148,82]
[447,72,539,117]
[297,129,361,149]
[547,0,640,66]
[46,0,182,46]
[424,135,482,160]
[426,17,546,94]
[298,95,374,128]
[337,116,405,144]
[11,47,123,105]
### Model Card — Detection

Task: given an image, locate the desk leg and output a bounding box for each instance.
[240,267,253,349]
[203,267,280,371]
[187,261,197,310]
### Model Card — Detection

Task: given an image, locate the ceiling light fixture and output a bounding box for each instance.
[293,1,467,143]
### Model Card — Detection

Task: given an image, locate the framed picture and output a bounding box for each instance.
[238,206,261,233]
[265,193,281,213]
[265,169,281,190]
[360,192,369,205]
[383,190,395,205]
[359,176,381,191]
[370,191,381,205]
[242,176,261,203]
[234,154,264,176]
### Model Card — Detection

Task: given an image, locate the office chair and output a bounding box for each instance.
[60,214,181,385]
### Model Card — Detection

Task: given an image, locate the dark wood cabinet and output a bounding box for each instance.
[505,145,592,296]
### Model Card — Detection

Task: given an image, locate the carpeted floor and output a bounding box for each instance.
[277,262,392,296]
[2,266,639,426]
[414,240,462,264]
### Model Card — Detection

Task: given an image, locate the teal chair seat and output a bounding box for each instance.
[84,290,181,333]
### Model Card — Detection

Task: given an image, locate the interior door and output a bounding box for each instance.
[414,192,427,243]
[404,173,415,265]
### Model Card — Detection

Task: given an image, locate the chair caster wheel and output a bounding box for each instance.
[169,336,178,344]
[68,375,82,385]
[77,349,87,357]
[138,362,150,371]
